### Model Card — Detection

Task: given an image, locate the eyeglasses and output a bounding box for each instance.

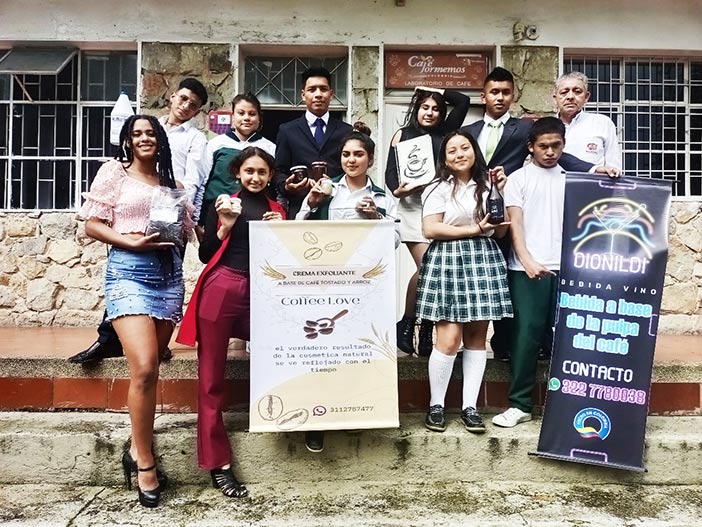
[175,93,201,112]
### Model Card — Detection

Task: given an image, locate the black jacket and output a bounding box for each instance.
[275,115,353,218]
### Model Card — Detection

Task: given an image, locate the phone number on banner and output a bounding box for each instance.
[330,406,375,413]
[557,379,647,405]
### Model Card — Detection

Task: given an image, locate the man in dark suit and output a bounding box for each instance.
[275,67,352,219]
[461,67,595,362]
[274,67,352,454]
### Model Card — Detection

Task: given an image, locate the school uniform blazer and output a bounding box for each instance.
[176,193,285,346]
[462,117,594,175]
[274,115,353,217]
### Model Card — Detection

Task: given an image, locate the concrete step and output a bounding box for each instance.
[1,329,701,415]
[2,413,701,488]
[1,481,701,526]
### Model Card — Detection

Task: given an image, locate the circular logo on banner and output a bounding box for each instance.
[573,407,611,440]
[548,377,561,391]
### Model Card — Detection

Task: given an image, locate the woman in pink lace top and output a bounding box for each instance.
[79,114,183,508]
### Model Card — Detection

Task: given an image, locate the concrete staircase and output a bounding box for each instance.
[0,328,701,525]
[1,412,701,487]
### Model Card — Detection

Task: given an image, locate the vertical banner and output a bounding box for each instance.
[249,220,398,433]
[536,174,671,471]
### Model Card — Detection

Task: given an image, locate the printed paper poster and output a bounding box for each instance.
[249,220,399,432]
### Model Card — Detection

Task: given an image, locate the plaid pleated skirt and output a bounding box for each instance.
[416,236,513,323]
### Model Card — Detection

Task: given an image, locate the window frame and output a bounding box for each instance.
[564,55,702,201]
[0,49,137,211]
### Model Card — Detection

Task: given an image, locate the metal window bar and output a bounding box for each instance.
[0,51,136,210]
[565,56,701,198]
[244,56,348,109]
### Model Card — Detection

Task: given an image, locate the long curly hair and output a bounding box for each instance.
[433,130,489,223]
[116,114,176,189]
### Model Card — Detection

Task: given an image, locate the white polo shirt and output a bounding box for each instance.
[562,110,622,169]
[422,176,491,232]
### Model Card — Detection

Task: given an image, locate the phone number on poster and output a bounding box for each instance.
[561,379,646,405]
[330,406,375,413]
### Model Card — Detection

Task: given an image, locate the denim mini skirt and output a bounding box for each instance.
[105,247,184,324]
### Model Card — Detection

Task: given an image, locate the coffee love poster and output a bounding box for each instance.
[248,220,399,432]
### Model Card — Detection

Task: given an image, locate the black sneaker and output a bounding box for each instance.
[424,404,446,432]
[304,431,324,453]
[461,407,486,434]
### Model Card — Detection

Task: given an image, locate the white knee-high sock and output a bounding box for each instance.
[428,348,456,407]
[461,348,487,410]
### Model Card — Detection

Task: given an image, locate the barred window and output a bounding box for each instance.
[564,56,702,198]
[244,56,347,109]
[0,50,137,210]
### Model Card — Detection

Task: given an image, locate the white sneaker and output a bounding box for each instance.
[492,407,532,428]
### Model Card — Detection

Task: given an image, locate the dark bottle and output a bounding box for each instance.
[486,169,505,224]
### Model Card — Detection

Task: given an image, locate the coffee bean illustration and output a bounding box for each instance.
[257,394,284,421]
[302,231,318,244]
[304,247,323,260]
[276,408,309,430]
[324,241,343,252]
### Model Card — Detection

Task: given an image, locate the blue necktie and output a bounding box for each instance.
[314,118,325,146]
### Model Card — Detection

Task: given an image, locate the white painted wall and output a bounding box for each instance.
[0,0,701,52]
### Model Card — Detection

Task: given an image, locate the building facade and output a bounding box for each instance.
[0,0,701,332]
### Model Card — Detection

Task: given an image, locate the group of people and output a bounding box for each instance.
[74,65,621,507]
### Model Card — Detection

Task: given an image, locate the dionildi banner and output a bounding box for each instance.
[536,174,671,471]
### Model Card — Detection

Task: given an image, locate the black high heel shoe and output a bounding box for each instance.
[121,450,168,490]
[136,465,161,508]
[210,467,248,498]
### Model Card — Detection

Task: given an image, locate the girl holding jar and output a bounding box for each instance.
[178,146,284,498]
[79,115,188,508]
[295,122,399,453]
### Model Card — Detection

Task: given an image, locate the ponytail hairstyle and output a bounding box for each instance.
[341,121,375,160]
[117,114,176,189]
[435,130,489,223]
[403,89,448,132]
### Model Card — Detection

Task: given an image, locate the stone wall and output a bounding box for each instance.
[660,202,702,333]
[1,205,700,332]
[502,46,560,118]
[0,212,206,327]
[141,42,234,127]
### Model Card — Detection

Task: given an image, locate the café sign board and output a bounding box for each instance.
[385,51,489,89]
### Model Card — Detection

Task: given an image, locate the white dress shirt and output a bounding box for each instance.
[296,175,400,247]
[158,116,208,208]
[305,110,329,137]
[477,112,512,159]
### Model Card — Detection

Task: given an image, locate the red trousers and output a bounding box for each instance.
[196,265,250,470]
